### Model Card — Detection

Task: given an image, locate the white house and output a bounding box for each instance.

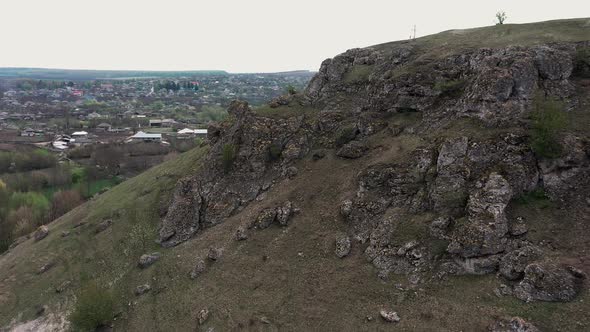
[71,131,88,138]
[129,131,162,142]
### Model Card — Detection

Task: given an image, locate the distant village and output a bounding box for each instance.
[0,71,313,150]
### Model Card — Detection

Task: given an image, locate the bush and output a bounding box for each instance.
[267,142,283,161]
[222,143,236,173]
[573,47,590,78]
[335,126,358,147]
[69,282,114,331]
[434,79,467,98]
[530,94,567,158]
[50,189,84,220]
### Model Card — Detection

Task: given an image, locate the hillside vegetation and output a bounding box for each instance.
[1,18,590,331]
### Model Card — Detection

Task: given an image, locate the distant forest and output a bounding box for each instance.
[0,68,229,80]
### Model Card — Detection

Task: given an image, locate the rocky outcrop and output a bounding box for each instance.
[513,263,585,302]
[138,253,161,269]
[159,101,311,247]
[489,317,540,332]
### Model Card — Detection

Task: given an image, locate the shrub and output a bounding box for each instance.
[50,190,84,220]
[335,126,358,147]
[222,144,237,173]
[434,79,467,98]
[267,142,283,161]
[286,85,297,95]
[530,93,567,158]
[69,282,114,331]
[573,47,590,78]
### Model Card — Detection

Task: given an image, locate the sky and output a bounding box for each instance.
[0,0,588,73]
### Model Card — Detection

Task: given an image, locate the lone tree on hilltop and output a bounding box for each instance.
[496,11,507,25]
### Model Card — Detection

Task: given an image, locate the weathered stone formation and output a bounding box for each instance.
[158,101,312,247]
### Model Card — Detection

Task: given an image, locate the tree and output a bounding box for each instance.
[496,11,507,25]
[50,190,84,220]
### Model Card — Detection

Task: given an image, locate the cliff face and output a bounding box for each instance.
[161,33,590,306]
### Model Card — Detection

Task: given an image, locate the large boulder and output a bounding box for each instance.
[513,263,585,302]
[499,246,542,280]
[138,252,161,269]
[34,226,49,242]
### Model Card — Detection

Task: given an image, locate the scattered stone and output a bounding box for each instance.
[494,284,514,297]
[255,208,277,229]
[397,240,419,256]
[138,252,161,269]
[34,305,47,317]
[454,255,501,275]
[340,200,353,217]
[408,274,421,285]
[197,308,210,325]
[312,150,326,160]
[275,201,295,226]
[8,235,29,250]
[365,315,374,322]
[134,284,151,296]
[335,234,351,258]
[34,226,49,242]
[336,140,368,159]
[509,217,528,236]
[499,245,542,280]
[514,263,585,302]
[235,226,248,241]
[207,247,223,261]
[72,221,86,228]
[61,231,70,238]
[37,261,56,275]
[190,258,207,279]
[95,219,113,234]
[55,280,71,293]
[489,316,540,332]
[285,166,298,179]
[429,216,451,239]
[259,316,271,324]
[379,310,400,323]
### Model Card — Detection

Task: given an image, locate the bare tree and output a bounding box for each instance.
[496,11,507,25]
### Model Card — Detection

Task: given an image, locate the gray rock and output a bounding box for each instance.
[255,208,277,229]
[509,217,528,236]
[134,284,151,296]
[197,308,210,325]
[335,234,351,258]
[275,201,295,226]
[312,150,326,160]
[340,200,353,217]
[379,310,400,323]
[514,263,585,302]
[489,316,540,332]
[499,246,542,280]
[37,261,56,275]
[207,247,223,261]
[61,231,70,238]
[494,284,514,297]
[95,219,113,234]
[34,226,49,242]
[235,226,248,241]
[285,166,298,179]
[190,258,207,279]
[336,140,368,159]
[138,252,161,269]
[430,216,451,239]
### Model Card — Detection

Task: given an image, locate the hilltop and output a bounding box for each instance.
[1,18,590,331]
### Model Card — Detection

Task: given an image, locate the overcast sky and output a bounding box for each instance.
[0,0,588,73]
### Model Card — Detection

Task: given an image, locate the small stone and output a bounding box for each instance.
[336,140,368,159]
[379,310,400,323]
[37,261,55,275]
[260,316,271,324]
[275,201,295,226]
[494,284,513,297]
[365,316,374,322]
[429,217,451,239]
[56,280,71,293]
[255,208,277,229]
[285,166,298,179]
[340,200,353,217]
[61,231,70,238]
[408,274,421,285]
[489,316,540,332]
[335,234,351,258]
[190,258,206,279]
[134,284,151,296]
[235,227,248,241]
[197,308,210,325]
[510,216,528,236]
[95,219,113,234]
[207,247,223,261]
[72,221,86,228]
[397,240,419,256]
[312,150,326,160]
[138,252,161,269]
[34,226,49,242]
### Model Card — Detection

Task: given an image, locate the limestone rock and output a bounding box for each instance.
[95,219,113,234]
[134,284,151,296]
[190,258,207,279]
[514,263,585,302]
[255,208,277,229]
[336,140,368,159]
[335,234,351,258]
[197,308,210,325]
[499,246,542,280]
[489,317,540,332]
[379,310,400,323]
[138,252,161,269]
[34,226,49,242]
[235,226,248,241]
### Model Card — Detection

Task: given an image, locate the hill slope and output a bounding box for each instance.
[2,18,590,331]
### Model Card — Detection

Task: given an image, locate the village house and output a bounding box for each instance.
[128,131,162,142]
[96,123,112,132]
